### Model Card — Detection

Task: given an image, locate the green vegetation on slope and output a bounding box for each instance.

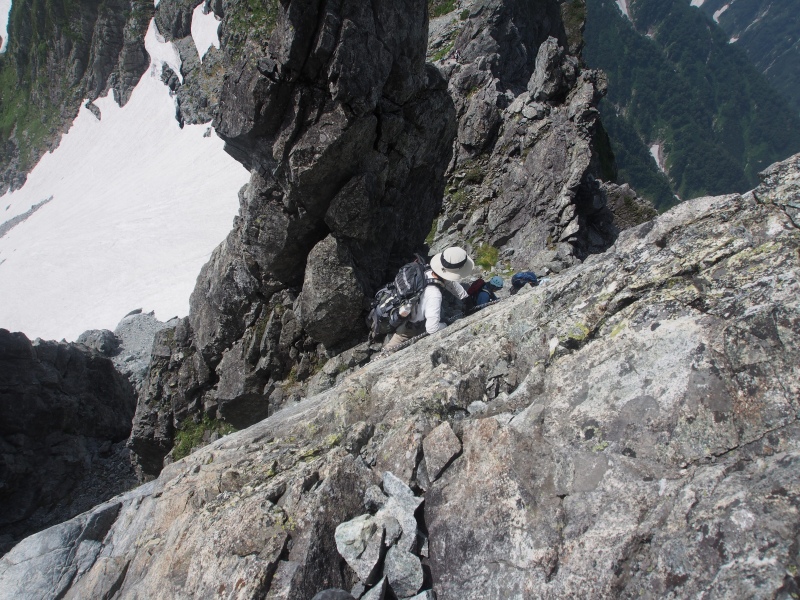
[1,0,152,185]
[173,415,236,461]
[223,0,279,55]
[0,0,84,174]
[583,0,800,209]
[429,0,456,18]
[695,0,800,118]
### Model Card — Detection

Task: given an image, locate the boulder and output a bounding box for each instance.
[528,36,561,100]
[335,514,385,583]
[376,473,424,554]
[361,577,387,600]
[385,545,424,598]
[297,235,366,349]
[76,329,119,356]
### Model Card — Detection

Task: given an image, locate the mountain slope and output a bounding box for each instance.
[693,0,800,117]
[0,0,153,192]
[0,19,249,341]
[2,151,798,600]
[583,0,800,209]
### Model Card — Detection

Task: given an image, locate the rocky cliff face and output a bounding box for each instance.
[128,0,457,478]
[426,0,653,272]
[127,0,655,481]
[0,0,152,192]
[2,152,797,599]
[0,329,137,557]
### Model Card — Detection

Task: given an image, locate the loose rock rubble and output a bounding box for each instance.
[335,472,432,599]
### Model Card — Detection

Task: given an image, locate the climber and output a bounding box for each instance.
[383,246,473,351]
[475,275,504,307]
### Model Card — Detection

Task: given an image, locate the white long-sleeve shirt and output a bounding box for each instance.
[409,270,468,334]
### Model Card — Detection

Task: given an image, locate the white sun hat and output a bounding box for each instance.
[430,246,475,281]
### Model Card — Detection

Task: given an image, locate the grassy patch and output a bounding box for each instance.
[448,188,469,208]
[475,244,499,269]
[173,415,236,461]
[463,165,484,185]
[225,0,280,54]
[429,0,456,18]
[425,219,438,245]
[432,40,454,62]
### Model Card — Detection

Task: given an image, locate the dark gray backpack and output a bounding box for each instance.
[366,254,438,338]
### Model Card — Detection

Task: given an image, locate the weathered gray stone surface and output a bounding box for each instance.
[335,515,384,583]
[297,235,366,349]
[385,545,424,598]
[423,421,462,482]
[406,591,436,600]
[360,577,387,600]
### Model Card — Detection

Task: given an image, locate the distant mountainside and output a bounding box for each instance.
[693,0,800,117]
[583,0,800,209]
[0,0,152,193]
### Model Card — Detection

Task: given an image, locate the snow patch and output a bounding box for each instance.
[650,143,667,173]
[191,3,220,61]
[146,19,182,83]
[615,0,631,21]
[0,18,249,341]
[729,35,739,43]
[713,4,729,23]
[0,0,11,53]
[690,0,706,7]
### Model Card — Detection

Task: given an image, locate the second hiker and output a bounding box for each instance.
[384,246,473,350]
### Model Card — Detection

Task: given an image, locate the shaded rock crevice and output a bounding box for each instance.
[0,331,137,557]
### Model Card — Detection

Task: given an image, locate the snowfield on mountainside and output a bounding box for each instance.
[0,0,10,53]
[0,18,248,342]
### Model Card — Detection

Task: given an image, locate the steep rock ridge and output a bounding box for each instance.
[427,0,646,272]
[2,154,798,599]
[0,330,137,557]
[128,0,457,478]
[0,0,152,192]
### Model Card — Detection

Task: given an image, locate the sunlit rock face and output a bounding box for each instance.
[2,153,798,599]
